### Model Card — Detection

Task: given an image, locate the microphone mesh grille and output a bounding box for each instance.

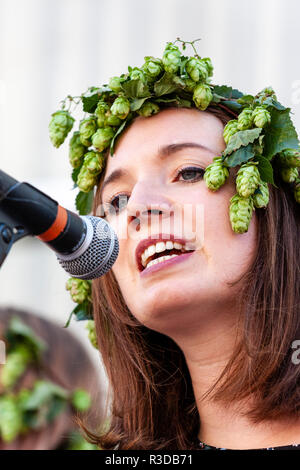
[57,216,119,280]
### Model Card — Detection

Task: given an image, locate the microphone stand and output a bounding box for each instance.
[0,169,30,268]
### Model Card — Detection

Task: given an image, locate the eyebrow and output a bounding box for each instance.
[100,142,216,200]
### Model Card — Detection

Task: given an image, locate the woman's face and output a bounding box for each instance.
[99,108,257,336]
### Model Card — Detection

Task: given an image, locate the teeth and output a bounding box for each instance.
[147,245,156,257]
[155,242,166,253]
[173,242,183,250]
[145,254,179,269]
[141,252,147,265]
[140,240,195,268]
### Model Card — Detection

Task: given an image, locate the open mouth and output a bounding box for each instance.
[137,241,196,272]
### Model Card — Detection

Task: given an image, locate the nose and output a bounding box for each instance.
[126,180,173,227]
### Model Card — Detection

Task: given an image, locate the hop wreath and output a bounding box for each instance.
[48,38,300,341]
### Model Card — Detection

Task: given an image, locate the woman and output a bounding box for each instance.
[78,104,300,450]
[0,307,101,450]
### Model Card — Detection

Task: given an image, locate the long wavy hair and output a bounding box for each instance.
[79,105,300,450]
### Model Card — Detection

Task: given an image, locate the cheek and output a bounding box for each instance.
[201,181,257,281]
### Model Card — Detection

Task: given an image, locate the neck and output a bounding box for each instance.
[169,306,300,450]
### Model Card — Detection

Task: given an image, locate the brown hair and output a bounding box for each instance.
[78,105,300,450]
[0,307,102,450]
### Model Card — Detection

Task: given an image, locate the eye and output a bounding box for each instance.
[176,166,205,182]
[103,166,205,217]
[104,193,129,216]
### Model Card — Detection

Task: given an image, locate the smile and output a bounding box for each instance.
[139,250,195,278]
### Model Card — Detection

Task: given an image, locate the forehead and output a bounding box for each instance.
[103,107,225,176]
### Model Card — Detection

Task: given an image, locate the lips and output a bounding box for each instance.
[140,250,195,277]
[135,233,196,272]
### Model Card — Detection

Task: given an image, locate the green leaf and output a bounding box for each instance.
[110,117,133,156]
[73,301,93,322]
[237,94,255,106]
[71,166,82,187]
[63,309,74,328]
[130,97,149,111]
[155,95,192,108]
[75,190,94,215]
[121,79,151,99]
[211,93,223,104]
[154,73,179,96]
[263,108,300,160]
[172,76,186,88]
[175,97,192,107]
[254,95,286,111]
[223,128,262,156]
[225,143,255,167]
[222,100,243,113]
[155,97,178,103]
[254,155,277,186]
[81,87,109,113]
[212,85,244,100]
[179,56,189,75]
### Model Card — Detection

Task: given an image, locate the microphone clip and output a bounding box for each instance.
[0,210,29,268]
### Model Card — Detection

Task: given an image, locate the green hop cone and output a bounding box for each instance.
[162,42,181,74]
[76,168,97,193]
[0,395,23,442]
[104,110,122,127]
[92,127,115,152]
[186,57,208,83]
[203,157,229,191]
[229,193,254,234]
[108,76,123,93]
[83,151,105,175]
[129,67,146,82]
[202,57,214,77]
[184,77,197,93]
[252,106,271,128]
[71,389,91,412]
[293,178,300,203]
[236,161,261,198]
[110,96,130,120]
[193,83,213,111]
[280,167,299,183]
[79,117,97,147]
[237,108,253,131]
[252,181,269,208]
[142,56,163,79]
[86,320,98,349]
[49,110,75,148]
[259,86,277,102]
[1,345,32,389]
[95,101,109,128]
[277,148,300,168]
[137,101,160,117]
[66,278,91,304]
[223,120,239,145]
[69,131,87,169]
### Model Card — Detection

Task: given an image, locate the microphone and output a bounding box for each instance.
[0,169,119,279]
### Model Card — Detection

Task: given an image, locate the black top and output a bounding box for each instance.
[198,439,300,450]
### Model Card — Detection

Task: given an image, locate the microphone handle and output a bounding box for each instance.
[0,170,86,256]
